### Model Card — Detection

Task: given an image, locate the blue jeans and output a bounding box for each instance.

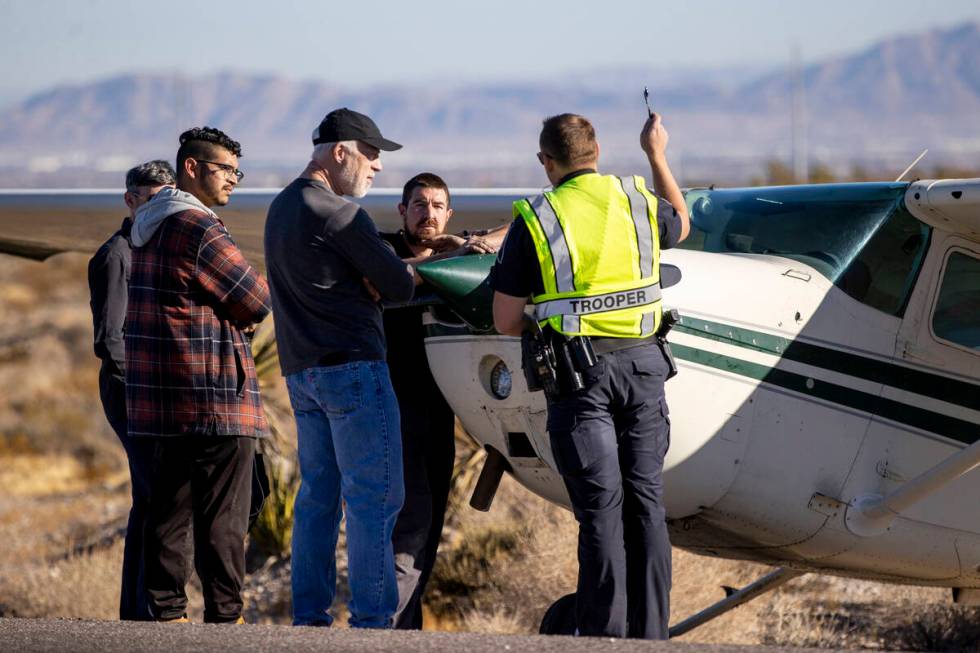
[286,361,405,628]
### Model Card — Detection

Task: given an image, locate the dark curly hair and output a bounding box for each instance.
[176,126,243,179]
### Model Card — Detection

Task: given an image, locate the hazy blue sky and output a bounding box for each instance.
[2,0,979,107]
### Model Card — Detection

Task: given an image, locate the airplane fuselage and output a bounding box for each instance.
[424,181,980,588]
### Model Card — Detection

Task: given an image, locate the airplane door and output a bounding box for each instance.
[823,234,980,581]
[891,234,980,536]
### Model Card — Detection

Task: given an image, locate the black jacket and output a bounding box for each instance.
[88,217,132,374]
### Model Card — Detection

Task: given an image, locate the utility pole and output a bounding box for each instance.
[173,72,190,135]
[791,45,809,184]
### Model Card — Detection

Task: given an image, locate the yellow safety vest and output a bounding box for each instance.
[514,173,662,338]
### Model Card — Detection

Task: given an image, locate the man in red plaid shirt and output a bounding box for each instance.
[125,127,270,623]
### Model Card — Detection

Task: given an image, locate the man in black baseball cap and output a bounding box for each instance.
[313,107,402,152]
[264,108,415,628]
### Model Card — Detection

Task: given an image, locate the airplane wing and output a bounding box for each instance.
[0,190,280,264]
[0,191,128,260]
[0,189,518,266]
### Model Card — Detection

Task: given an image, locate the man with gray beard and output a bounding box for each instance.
[263,108,415,628]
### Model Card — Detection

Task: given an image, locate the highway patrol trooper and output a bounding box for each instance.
[490,112,690,639]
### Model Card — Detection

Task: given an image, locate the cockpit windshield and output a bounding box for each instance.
[679,183,931,316]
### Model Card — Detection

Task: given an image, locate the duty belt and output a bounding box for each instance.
[590,335,657,355]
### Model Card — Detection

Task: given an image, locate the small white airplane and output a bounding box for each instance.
[0,178,977,636]
[415,177,980,634]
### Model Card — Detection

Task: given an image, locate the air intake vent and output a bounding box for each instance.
[506,432,537,458]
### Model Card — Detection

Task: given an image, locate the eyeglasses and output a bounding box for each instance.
[536,151,553,165]
[196,159,244,182]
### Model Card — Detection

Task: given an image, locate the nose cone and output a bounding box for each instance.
[417,254,497,331]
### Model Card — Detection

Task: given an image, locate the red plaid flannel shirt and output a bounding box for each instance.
[125,208,271,438]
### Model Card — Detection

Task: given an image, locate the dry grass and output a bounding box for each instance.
[0,543,123,619]
[760,600,980,651]
[460,610,527,635]
[0,452,122,497]
[424,474,577,633]
[4,250,980,648]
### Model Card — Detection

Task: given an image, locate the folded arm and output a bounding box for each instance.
[335,210,415,302]
[195,222,271,327]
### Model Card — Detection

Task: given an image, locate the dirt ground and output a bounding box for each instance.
[2,252,980,651]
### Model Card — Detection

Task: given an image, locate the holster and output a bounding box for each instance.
[553,335,595,395]
[521,317,559,398]
[656,308,681,381]
[657,337,678,381]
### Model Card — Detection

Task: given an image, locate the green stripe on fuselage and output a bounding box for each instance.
[671,343,979,445]
[674,316,980,412]
[421,315,978,443]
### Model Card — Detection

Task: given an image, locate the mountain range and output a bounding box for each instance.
[1,22,978,186]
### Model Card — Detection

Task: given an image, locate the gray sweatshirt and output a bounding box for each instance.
[131,187,216,247]
[264,178,415,375]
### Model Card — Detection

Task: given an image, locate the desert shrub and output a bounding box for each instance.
[0,545,122,619]
[250,459,299,558]
[880,605,980,652]
[247,319,299,558]
[762,600,980,651]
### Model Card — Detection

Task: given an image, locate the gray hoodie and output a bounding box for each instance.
[131,187,217,247]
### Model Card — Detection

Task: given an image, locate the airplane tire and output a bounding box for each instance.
[539,593,577,635]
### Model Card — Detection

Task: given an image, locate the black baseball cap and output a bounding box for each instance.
[312,108,402,151]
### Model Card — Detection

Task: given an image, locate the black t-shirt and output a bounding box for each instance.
[379,231,443,394]
[264,178,415,375]
[490,172,683,298]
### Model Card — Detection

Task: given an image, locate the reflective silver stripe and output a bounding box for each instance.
[529,193,576,293]
[618,176,654,278]
[533,280,662,319]
[562,315,581,333]
[640,311,655,336]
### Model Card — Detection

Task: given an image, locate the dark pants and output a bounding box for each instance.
[98,363,152,621]
[547,342,672,640]
[391,389,456,629]
[143,435,255,623]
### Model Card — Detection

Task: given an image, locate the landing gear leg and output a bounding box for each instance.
[669,567,804,638]
[469,446,510,512]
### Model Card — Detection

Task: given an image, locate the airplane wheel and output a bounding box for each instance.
[539,593,576,635]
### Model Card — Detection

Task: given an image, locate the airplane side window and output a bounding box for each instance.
[932,251,980,351]
[838,207,931,316]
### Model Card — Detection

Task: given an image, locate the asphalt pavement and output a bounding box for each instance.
[0,618,840,653]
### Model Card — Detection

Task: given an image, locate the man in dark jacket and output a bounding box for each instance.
[126,127,270,623]
[88,160,175,620]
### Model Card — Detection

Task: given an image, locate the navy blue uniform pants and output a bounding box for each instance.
[547,342,672,640]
